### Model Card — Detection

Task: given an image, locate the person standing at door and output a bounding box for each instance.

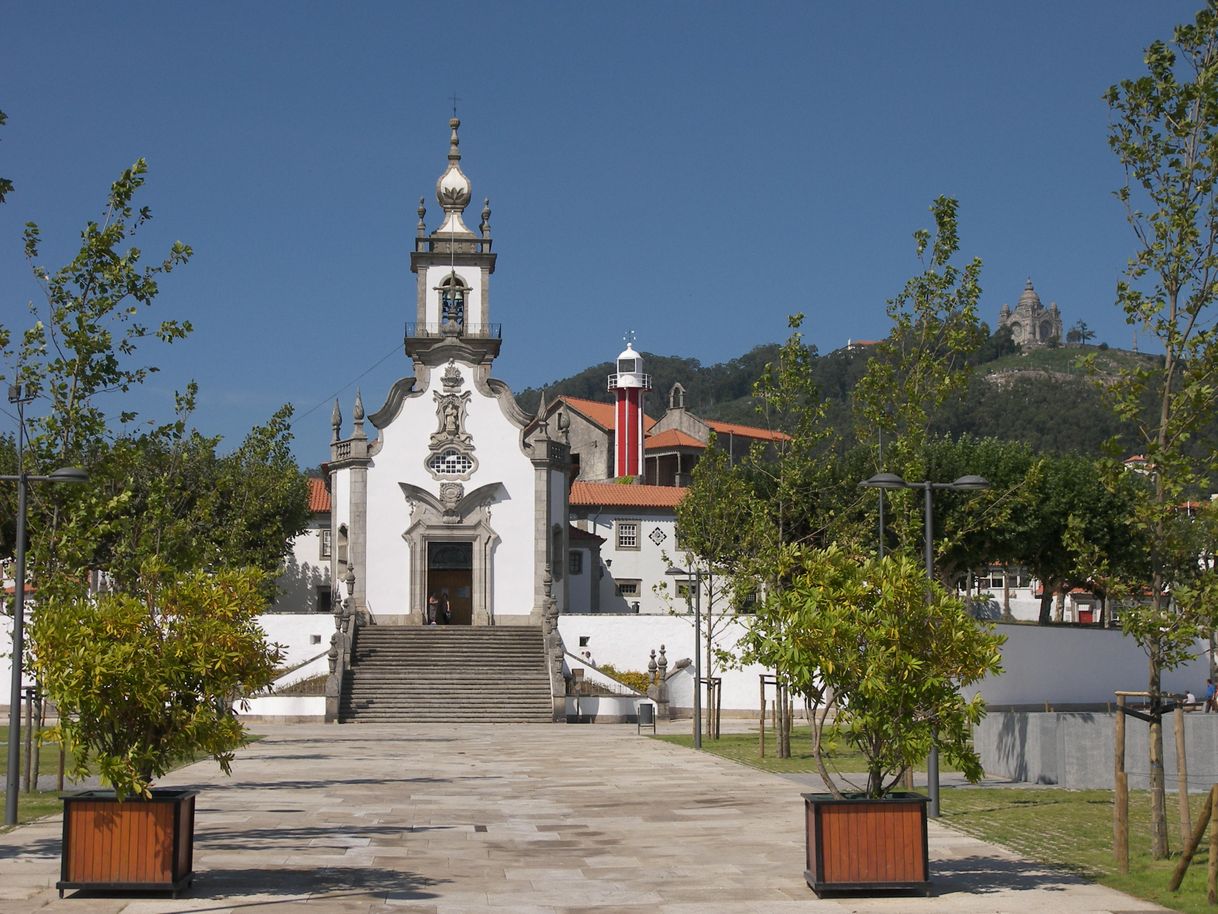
[439,590,452,624]
[426,592,439,625]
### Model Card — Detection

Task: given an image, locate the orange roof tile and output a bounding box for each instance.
[570,481,685,509]
[645,429,706,450]
[307,477,331,513]
[558,396,657,432]
[705,419,791,442]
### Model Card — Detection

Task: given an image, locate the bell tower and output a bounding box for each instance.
[408,118,500,366]
[608,338,651,477]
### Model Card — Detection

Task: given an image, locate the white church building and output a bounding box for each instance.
[326,118,572,629]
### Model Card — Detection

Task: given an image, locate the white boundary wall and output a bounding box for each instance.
[962,623,1210,706]
[258,614,336,670]
[5,612,1211,715]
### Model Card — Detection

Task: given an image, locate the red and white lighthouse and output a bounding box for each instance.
[608,340,651,478]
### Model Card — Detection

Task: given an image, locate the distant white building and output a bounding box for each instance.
[272,477,332,614]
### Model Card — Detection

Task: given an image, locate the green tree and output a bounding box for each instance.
[28,565,283,799]
[854,197,986,561]
[739,545,1003,798]
[670,436,755,697]
[1105,3,1218,858]
[855,196,985,478]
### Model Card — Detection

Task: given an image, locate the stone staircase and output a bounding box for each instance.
[338,625,555,723]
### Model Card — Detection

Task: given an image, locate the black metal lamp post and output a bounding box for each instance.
[4,384,88,827]
[858,472,990,818]
[666,565,702,750]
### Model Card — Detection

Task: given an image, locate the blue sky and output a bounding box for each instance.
[0,1,1201,462]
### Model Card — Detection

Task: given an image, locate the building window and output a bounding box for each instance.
[427,448,474,476]
[676,581,692,600]
[616,520,640,550]
[569,551,583,575]
[316,585,332,614]
[616,580,640,597]
[320,528,332,560]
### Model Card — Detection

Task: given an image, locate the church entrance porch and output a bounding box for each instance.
[427,541,473,625]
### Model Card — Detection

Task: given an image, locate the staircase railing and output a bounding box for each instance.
[325,566,360,723]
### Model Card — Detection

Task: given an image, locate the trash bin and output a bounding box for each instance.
[637,700,656,734]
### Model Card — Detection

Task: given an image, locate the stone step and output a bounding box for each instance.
[338,623,553,724]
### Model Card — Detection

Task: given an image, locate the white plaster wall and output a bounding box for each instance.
[239,695,325,719]
[271,519,331,614]
[258,613,336,669]
[363,361,536,619]
[580,507,681,614]
[558,615,1211,713]
[0,616,22,708]
[556,615,767,710]
[963,623,1211,706]
[331,467,351,573]
[422,264,485,326]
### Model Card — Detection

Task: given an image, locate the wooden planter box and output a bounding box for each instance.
[802,792,930,897]
[58,788,197,897]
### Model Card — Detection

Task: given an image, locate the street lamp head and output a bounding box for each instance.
[49,466,89,484]
[949,475,990,491]
[665,566,691,578]
[859,472,908,490]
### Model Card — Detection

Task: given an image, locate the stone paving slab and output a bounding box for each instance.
[0,723,1167,912]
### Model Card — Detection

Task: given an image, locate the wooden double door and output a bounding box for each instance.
[427,541,473,625]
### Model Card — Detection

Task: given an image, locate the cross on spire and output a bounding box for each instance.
[450,93,461,118]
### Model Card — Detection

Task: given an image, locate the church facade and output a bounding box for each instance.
[326,118,572,627]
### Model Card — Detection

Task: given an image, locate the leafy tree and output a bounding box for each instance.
[746,314,831,572]
[855,196,985,482]
[738,545,1003,798]
[854,198,986,568]
[1105,3,1218,858]
[1067,320,1096,345]
[28,565,283,799]
[972,323,1019,364]
[670,437,755,701]
[3,161,299,804]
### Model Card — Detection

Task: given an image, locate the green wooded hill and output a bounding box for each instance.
[516,339,1160,457]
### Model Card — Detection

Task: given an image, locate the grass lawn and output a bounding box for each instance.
[655,724,961,778]
[0,724,82,830]
[0,726,261,832]
[658,726,1216,913]
[942,787,1217,914]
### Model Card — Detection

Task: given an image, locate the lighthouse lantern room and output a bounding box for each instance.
[608,340,651,478]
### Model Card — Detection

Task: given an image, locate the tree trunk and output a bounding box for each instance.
[1037,589,1054,625]
[1150,634,1169,859]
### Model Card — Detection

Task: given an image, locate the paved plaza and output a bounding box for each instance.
[0,723,1166,913]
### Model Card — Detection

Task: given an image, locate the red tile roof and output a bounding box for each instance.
[645,429,706,450]
[307,477,331,513]
[558,396,657,432]
[570,481,685,509]
[705,419,791,442]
